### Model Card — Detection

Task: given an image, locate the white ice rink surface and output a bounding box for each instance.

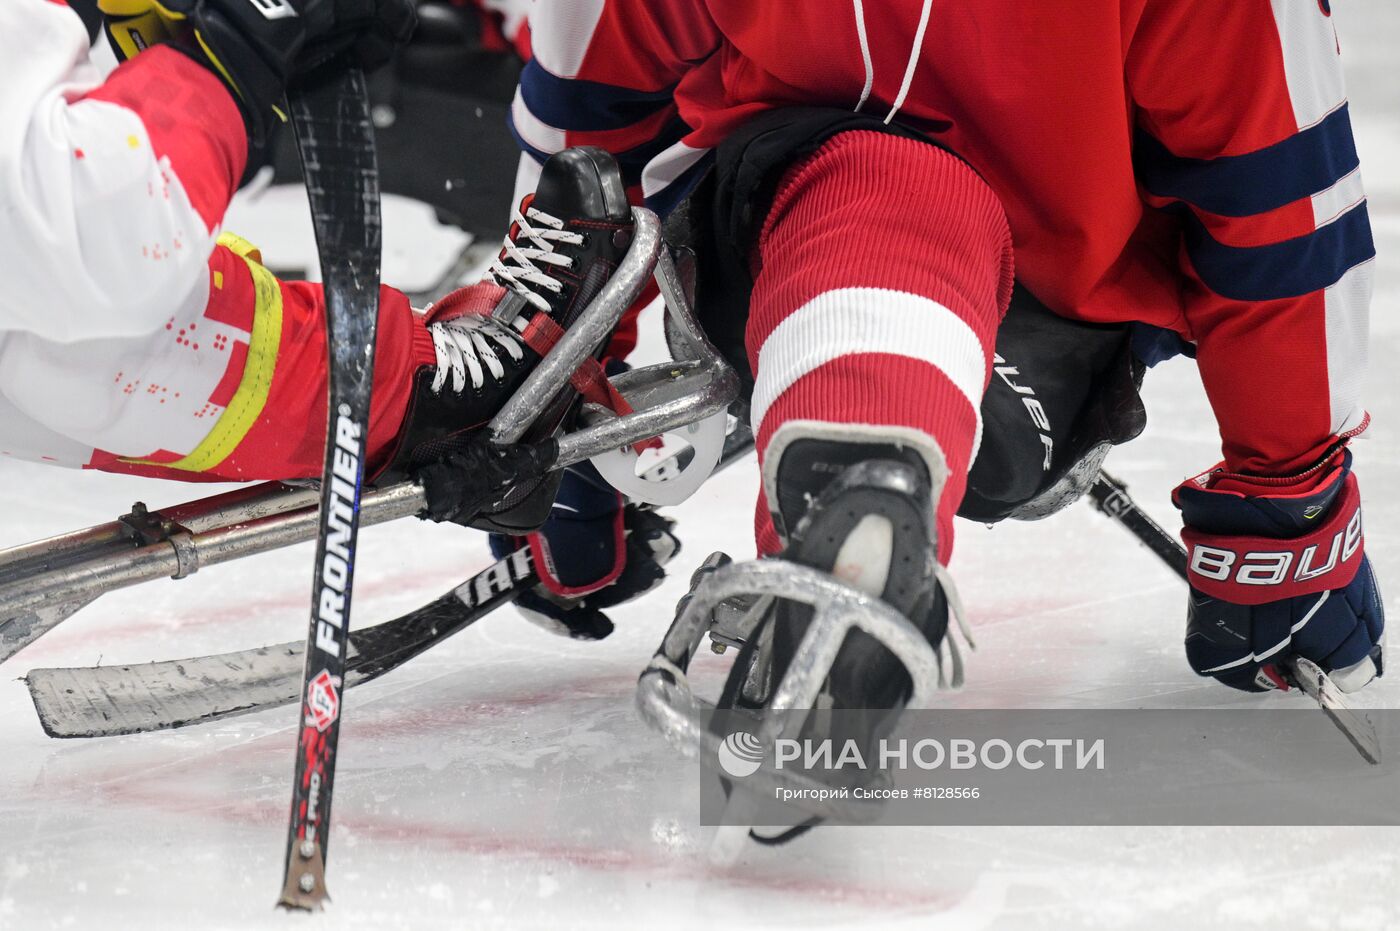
[4,9,1400,930]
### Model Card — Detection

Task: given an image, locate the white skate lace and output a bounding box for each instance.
[490,204,584,314]
[427,313,525,394]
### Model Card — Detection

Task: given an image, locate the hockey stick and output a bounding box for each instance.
[26,420,760,739]
[277,66,381,911]
[1089,469,1380,764]
[26,546,535,738]
[1086,472,1186,577]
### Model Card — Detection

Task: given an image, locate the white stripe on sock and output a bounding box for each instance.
[750,287,987,444]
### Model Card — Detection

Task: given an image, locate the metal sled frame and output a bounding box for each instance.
[636,558,944,823]
[0,206,736,663]
[490,208,736,458]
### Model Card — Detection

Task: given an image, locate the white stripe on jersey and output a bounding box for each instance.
[509,87,567,155]
[529,0,607,78]
[1269,0,1370,438]
[1311,166,1366,228]
[640,141,711,201]
[1324,259,1373,437]
[1269,0,1347,130]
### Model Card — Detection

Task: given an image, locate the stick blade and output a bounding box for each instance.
[23,574,507,739]
[1288,656,1382,765]
[26,645,306,738]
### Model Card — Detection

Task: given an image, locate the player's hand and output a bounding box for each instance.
[490,465,681,640]
[98,0,416,149]
[289,0,419,76]
[99,0,186,62]
[1174,449,1384,693]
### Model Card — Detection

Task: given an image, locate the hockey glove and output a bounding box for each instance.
[99,0,415,153]
[489,463,681,641]
[413,439,556,526]
[1174,448,1384,693]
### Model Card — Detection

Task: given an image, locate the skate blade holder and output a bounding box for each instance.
[636,558,944,823]
[673,552,762,655]
[487,207,738,506]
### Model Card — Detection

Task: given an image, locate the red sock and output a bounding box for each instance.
[746,130,1014,565]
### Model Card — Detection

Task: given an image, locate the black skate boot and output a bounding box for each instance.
[715,430,963,842]
[380,146,635,531]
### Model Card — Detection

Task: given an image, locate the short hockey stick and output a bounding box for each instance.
[25,546,535,738]
[277,66,382,910]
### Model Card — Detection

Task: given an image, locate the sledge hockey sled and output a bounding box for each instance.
[0,206,738,664]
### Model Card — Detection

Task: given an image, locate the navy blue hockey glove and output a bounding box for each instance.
[1174,448,1384,693]
[489,463,681,640]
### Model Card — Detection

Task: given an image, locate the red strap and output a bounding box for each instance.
[426,280,507,323]
[520,315,661,454]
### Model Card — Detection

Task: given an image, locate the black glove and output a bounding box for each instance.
[101,0,416,151]
[412,439,556,526]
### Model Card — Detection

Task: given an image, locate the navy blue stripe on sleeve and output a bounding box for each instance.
[520,60,677,133]
[508,109,693,189]
[1182,202,1375,302]
[609,115,693,179]
[1136,105,1360,218]
[643,151,715,219]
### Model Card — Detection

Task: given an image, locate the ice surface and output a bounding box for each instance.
[3,9,1399,929]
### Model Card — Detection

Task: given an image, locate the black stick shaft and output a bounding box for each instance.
[1088,471,1188,580]
[278,67,382,911]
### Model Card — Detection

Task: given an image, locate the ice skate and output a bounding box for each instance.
[637,430,974,840]
[379,145,639,532]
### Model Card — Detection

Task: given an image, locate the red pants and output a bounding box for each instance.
[84,238,433,483]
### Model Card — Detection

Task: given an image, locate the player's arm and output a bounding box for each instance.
[0,0,419,479]
[1127,0,1381,692]
[508,0,719,211]
[0,0,246,344]
[0,0,413,347]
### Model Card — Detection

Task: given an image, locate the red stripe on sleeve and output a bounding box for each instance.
[560,105,683,160]
[208,340,249,409]
[1142,193,1321,249]
[81,46,247,232]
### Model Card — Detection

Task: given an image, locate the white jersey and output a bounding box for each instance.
[0,0,246,467]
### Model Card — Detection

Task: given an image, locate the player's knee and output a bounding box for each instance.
[758,129,1014,338]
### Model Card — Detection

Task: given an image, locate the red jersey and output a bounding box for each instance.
[507,0,1374,476]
